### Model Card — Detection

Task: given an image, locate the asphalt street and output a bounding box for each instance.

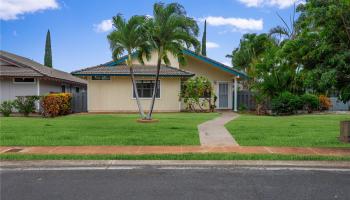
[1,165,350,200]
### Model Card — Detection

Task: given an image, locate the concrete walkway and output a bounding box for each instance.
[198,112,239,146]
[1,146,350,157]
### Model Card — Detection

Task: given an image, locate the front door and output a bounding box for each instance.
[218,82,229,108]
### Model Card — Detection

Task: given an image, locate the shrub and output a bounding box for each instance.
[271,92,302,115]
[180,76,215,112]
[41,93,72,117]
[319,95,332,111]
[238,105,248,112]
[301,94,320,113]
[14,96,40,116]
[0,100,14,117]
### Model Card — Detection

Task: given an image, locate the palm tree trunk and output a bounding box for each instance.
[146,47,163,120]
[127,54,146,119]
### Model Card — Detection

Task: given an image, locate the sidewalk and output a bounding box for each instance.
[1,146,350,157]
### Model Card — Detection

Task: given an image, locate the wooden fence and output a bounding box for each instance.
[237,90,256,111]
[71,92,87,113]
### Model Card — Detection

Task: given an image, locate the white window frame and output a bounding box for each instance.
[132,80,161,99]
[13,77,36,84]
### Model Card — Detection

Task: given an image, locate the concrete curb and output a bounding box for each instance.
[1,160,350,169]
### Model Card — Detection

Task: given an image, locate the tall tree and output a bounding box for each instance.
[295,0,350,101]
[145,2,200,120]
[107,14,151,119]
[201,20,207,56]
[44,30,53,68]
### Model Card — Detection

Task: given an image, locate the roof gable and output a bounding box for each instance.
[182,50,247,78]
[0,50,87,85]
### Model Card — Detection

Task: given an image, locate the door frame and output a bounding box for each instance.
[216,81,232,109]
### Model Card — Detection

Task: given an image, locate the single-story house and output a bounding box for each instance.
[0,50,87,109]
[72,49,246,113]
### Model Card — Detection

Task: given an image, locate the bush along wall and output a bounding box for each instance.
[13,96,40,116]
[41,93,72,117]
[0,100,14,117]
[271,92,321,115]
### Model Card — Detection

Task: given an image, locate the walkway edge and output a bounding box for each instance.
[1,160,350,169]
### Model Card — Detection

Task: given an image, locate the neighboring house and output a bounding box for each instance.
[72,49,246,112]
[0,50,87,110]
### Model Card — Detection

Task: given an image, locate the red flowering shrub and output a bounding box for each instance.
[41,93,72,117]
[319,95,332,111]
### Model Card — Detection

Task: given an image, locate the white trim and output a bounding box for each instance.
[234,77,238,112]
[131,79,161,100]
[36,78,40,96]
[12,77,36,84]
[36,78,40,111]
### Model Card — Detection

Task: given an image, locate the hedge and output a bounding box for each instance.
[41,93,72,117]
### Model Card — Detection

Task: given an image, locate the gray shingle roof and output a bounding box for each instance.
[72,64,195,77]
[0,50,87,85]
[0,65,43,77]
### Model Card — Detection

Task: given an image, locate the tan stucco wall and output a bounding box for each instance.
[180,56,235,82]
[87,76,181,112]
[131,51,180,68]
[85,51,239,112]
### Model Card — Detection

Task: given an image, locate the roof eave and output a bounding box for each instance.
[71,73,194,77]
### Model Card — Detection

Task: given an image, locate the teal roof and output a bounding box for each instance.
[102,49,247,78]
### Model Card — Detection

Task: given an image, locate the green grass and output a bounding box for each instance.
[226,114,350,148]
[0,113,218,146]
[1,153,349,161]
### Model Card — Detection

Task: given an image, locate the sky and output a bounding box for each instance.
[0,0,302,72]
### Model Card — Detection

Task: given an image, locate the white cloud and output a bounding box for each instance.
[238,0,263,7]
[94,19,113,33]
[206,42,220,49]
[200,16,263,31]
[0,0,59,20]
[238,0,303,9]
[222,61,232,66]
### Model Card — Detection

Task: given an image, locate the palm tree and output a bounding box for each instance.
[269,4,297,41]
[144,2,200,120]
[107,14,151,119]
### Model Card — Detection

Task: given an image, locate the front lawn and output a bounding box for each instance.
[226,114,350,148]
[0,113,218,146]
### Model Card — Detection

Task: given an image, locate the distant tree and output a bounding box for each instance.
[201,20,207,56]
[44,30,53,68]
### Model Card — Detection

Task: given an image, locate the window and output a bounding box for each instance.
[92,76,110,80]
[75,87,80,93]
[133,80,160,98]
[13,78,35,83]
[61,85,66,92]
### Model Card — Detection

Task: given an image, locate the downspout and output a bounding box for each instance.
[234,76,238,112]
[36,78,40,112]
